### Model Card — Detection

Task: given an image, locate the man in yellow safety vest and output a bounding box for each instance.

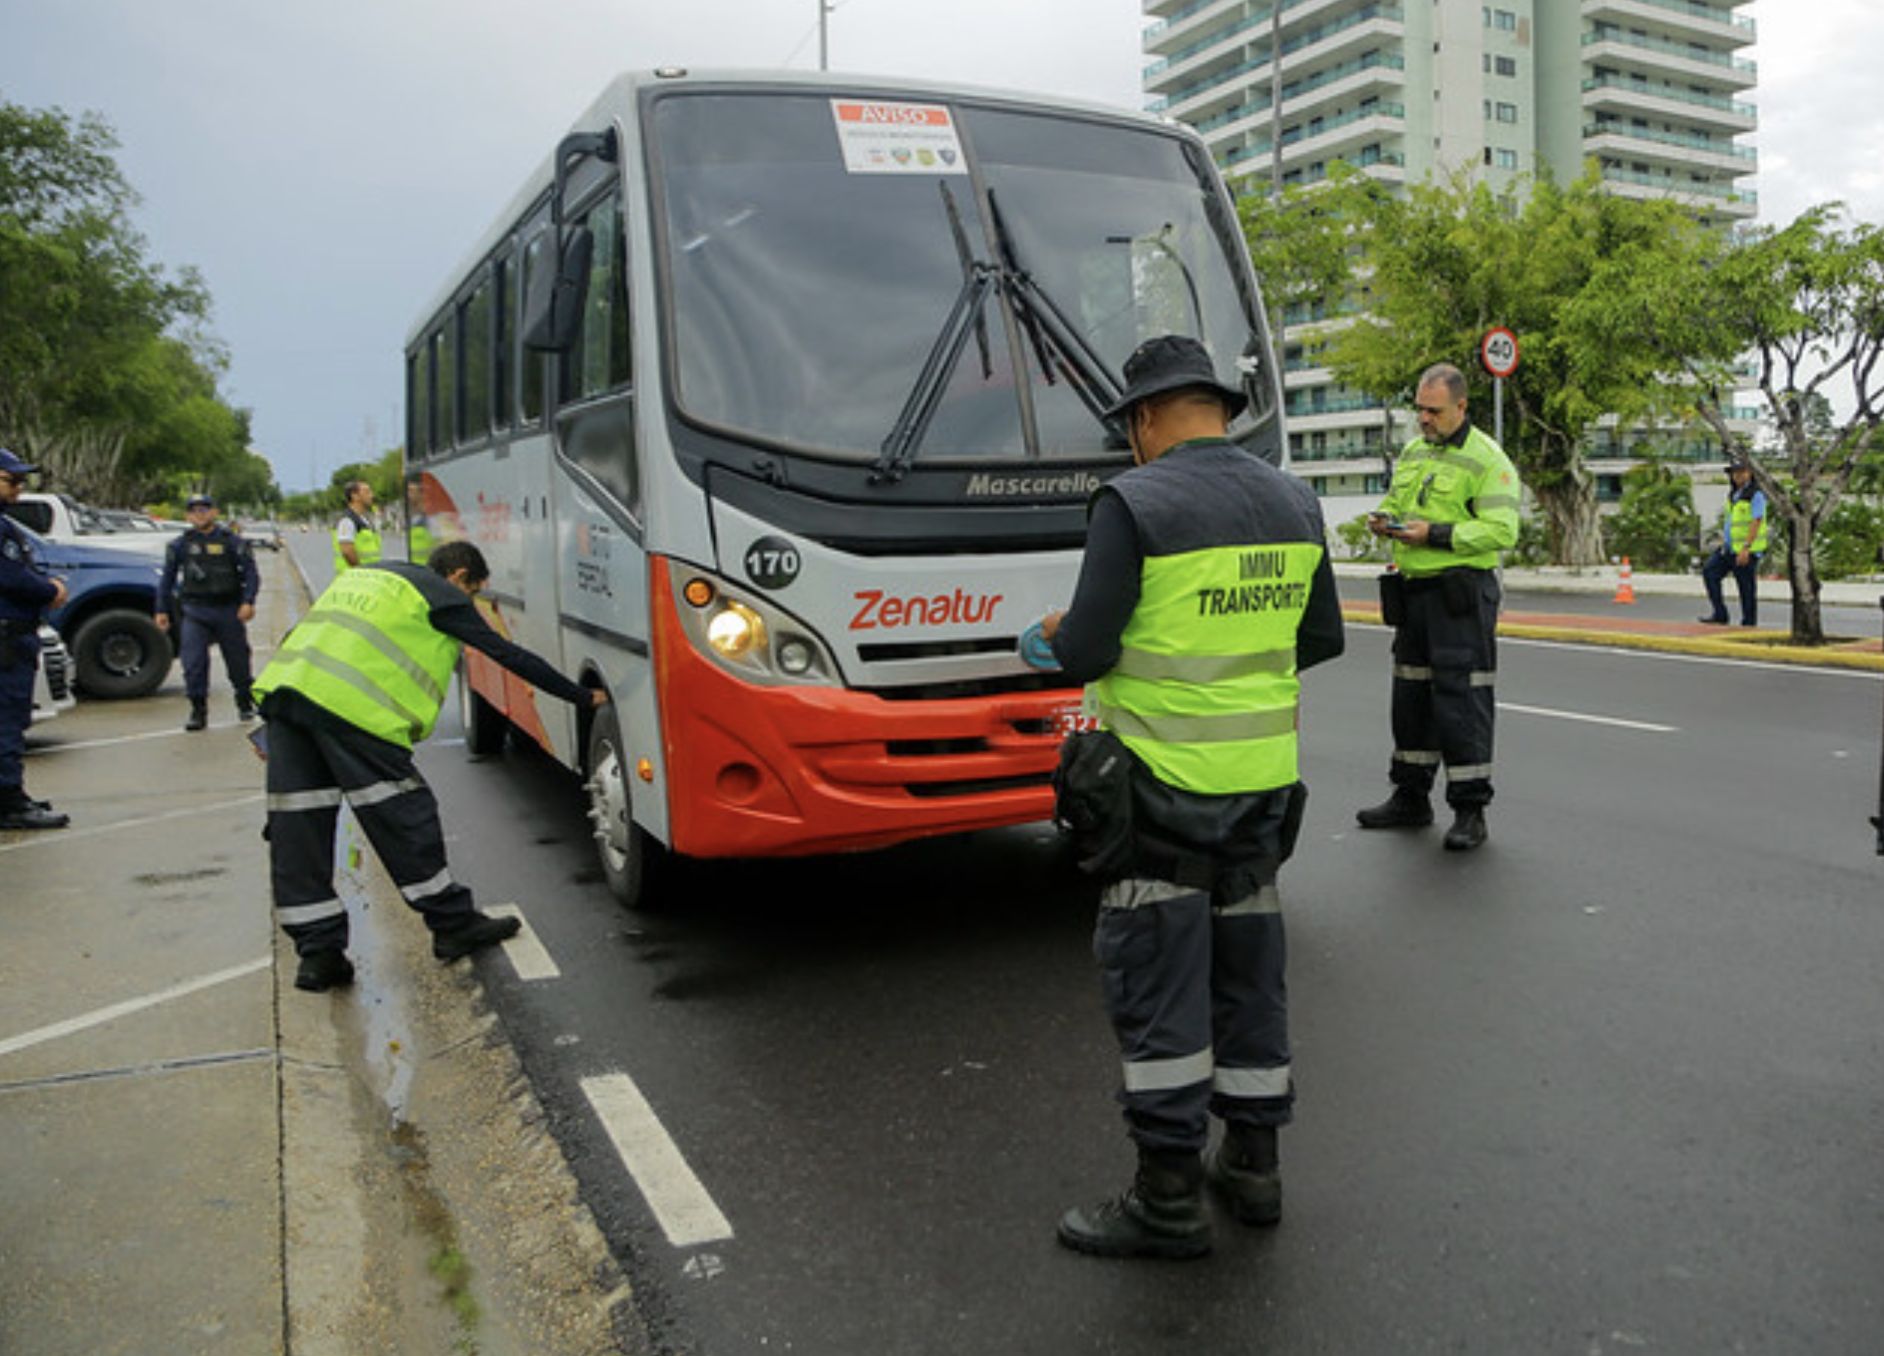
[254,540,606,992]
[1038,335,1344,1260]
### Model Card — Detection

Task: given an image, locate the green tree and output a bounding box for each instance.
[1575,205,1884,642]
[1320,168,1706,566]
[0,98,248,502]
[1602,462,1701,572]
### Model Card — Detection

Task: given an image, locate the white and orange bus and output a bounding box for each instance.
[403,69,1284,906]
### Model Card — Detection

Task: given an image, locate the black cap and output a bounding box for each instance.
[1724,459,1752,474]
[187,493,215,509]
[0,447,39,477]
[1102,335,1247,421]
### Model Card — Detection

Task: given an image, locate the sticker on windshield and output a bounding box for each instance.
[830,99,967,175]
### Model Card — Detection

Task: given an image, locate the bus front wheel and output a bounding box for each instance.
[585,703,651,908]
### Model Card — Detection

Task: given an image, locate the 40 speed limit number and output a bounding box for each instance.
[1480,327,1520,379]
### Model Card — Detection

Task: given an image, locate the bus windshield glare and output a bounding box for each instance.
[653,91,1267,467]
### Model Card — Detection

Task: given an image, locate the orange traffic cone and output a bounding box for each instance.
[1613,556,1637,605]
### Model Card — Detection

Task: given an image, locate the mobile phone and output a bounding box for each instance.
[1372,514,1404,531]
[246,724,269,760]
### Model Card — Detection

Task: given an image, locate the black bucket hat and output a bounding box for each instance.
[1102,335,1247,421]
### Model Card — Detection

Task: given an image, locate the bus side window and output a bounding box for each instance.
[461,278,493,443]
[520,234,547,424]
[433,324,457,451]
[493,253,513,430]
[559,193,638,513]
[407,348,429,460]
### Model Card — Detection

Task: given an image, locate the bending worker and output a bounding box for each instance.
[254,539,606,993]
[157,492,260,731]
[1358,361,1521,851]
[0,447,70,832]
[1040,335,1344,1260]
[332,479,380,572]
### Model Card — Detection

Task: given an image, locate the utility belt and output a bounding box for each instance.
[1378,567,1490,625]
[179,590,243,606]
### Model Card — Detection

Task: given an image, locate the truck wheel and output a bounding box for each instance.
[584,702,656,909]
[458,662,508,758]
[71,609,172,699]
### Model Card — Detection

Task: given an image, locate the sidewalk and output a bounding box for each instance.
[1335,562,1884,672]
[0,554,631,1354]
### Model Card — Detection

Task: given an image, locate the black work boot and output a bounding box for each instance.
[431,911,522,962]
[1444,806,1488,851]
[1057,1148,1211,1260]
[1206,1124,1281,1226]
[236,690,256,721]
[0,794,69,831]
[184,702,208,732]
[1356,787,1434,829]
[294,950,355,992]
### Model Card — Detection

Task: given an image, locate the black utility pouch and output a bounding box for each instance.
[1441,568,1478,618]
[1377,572,1407,627]
[1052,729,1138,878]
[0,621,17,672]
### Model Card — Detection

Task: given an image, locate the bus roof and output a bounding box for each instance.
[404,68,1186,347]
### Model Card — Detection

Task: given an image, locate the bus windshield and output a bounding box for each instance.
[652,90,1267,468]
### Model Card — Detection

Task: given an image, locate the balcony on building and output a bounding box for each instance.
[1580,0,1755,49]
[1600,163,1757,219]
[1581,73,1756,136]
[1580,25,1757,93]
[1583,120,1756,176]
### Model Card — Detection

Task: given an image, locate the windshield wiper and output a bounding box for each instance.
[985,190,1127,446]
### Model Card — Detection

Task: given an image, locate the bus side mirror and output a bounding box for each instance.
[523,227,595,354]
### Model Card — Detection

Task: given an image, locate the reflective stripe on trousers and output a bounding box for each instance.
[1094,873,1293,1155]
[1386,574,1498,808]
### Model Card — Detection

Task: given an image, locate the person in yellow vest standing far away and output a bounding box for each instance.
[1037,335,1345,1260]
[1357,362,1521,852]
[1699,457,1767,627]
[332,479,381,572]
[254,540,607,993]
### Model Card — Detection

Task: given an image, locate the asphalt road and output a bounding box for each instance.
[290,535,1884,1354]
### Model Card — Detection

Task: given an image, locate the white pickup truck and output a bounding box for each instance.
[2,491,173,559]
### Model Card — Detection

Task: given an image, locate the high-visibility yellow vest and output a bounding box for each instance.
[254,566,457,748]
[333,510,382,574]
[408,519,436,568]
[1378,426,1521,577]
[1091,540,1322,795]
[1725,492,1768,554]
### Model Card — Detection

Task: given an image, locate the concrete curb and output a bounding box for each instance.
[1341,604,1884,674]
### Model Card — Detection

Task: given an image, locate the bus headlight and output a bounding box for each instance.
[706,603,764,658]
[671,563,840,687]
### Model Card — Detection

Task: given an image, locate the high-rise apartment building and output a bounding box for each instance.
[1143,0,1757,517]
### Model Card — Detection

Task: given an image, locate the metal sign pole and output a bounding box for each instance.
[1874,594,1884,855]
[1495,376,1504,446]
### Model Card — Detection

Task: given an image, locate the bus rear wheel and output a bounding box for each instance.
[458,661,507,757]
[585,703,652,908]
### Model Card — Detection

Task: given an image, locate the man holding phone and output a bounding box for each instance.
[1358,363,1521,851]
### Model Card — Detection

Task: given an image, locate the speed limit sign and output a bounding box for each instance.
[1480,327,1520,378]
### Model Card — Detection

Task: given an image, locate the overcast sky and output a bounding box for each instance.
[0,0,1873,493]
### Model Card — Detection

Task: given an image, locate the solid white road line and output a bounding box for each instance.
[0,793,265,855]
[580,1071,734,1249]
[484,903,560,981]
[1497,701,1677,733]
[33,721,252,753]
[0,956,271,1059]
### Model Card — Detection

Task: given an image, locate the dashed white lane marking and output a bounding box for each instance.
[0,793,265,854]
[580,1071,734,1248]
[1497,701,1678,734]
[485,903,560,981]
[0,956,271,1059]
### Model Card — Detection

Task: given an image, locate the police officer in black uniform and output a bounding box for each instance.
[157,492,260,731]
[0,447,70,831]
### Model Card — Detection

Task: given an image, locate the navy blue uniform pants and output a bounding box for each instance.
[1388,570,1499,809]
[0,633,37,798]
[1701,547,1760,626]
[263,699,475,956]
[1096,836,1293,1156]
[180,601,253,705]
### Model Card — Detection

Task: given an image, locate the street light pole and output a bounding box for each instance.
[819,0,829,71]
